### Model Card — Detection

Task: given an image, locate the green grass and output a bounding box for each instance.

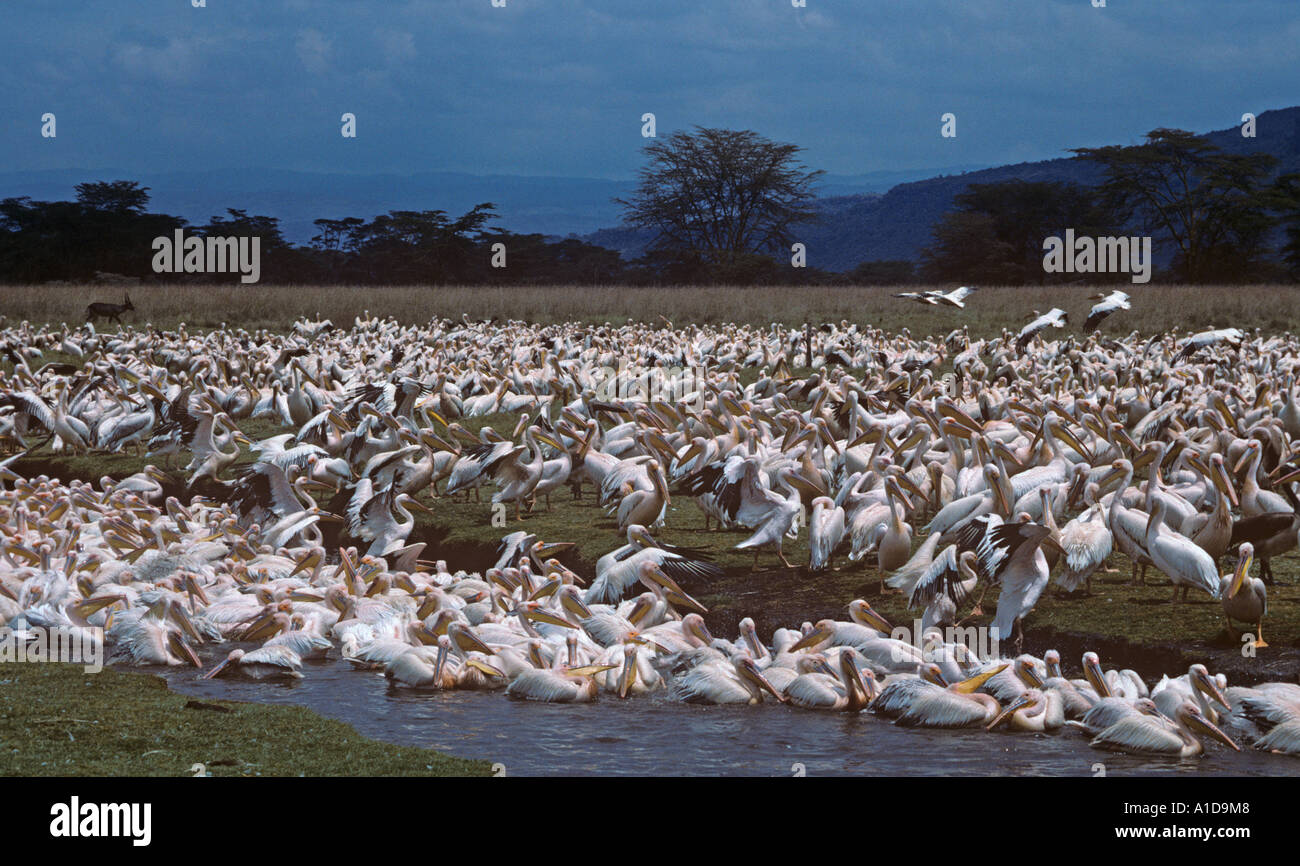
[0,663,491,776]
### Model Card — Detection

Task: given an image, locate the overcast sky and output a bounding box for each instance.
[2,0,1296,179]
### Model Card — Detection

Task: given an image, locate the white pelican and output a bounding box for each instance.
[1174,327,1243,362]
[203,645,304,680]
[734,468,807,569]
[444,437,516,501]
[906,545,980,631]
[1143,497,1220,602]
[586,526,722,605]
[892,675,1006,728]
[386,638,459,689]
[347,483,435,557]
[1015,308,1068,352]
[1151,663,1231,722]
[1083,290,1131,332]
[986,688,1065,732]
[965,519,1063,647]
[1055,495,1112,595]
[675,656,787,705]
[491,426,563,520]
[598,641,665,698]
[1220,542,1267,647]
[783,650,877,711]
[1090,700,1240,757]
[931,285,978,308]
[505,655,618,703]
[808,495,846,572]
[1255,721,1300,756]
[613,458,670,531]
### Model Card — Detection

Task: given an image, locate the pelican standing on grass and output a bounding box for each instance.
[1220,543,1267,647]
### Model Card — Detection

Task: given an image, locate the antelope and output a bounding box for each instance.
[86,292,134,324]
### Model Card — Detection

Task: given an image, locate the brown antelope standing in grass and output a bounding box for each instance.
[86,292,134,324]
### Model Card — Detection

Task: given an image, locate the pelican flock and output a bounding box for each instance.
[2,301,1300,767]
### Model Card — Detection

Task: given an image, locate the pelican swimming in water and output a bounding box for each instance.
[675,656,787,705]
[203,645,304,680]
[1089,700,1240,757]
[986,687,1065,733]
[783,650,876,711]
[870,663,1007,728]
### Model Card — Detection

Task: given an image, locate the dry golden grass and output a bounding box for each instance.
[1,282,1298,337]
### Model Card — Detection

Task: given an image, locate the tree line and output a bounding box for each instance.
[2,126,1298,287]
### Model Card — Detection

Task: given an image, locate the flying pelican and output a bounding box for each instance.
[1175,327,1243,362]
[1083,290,1131,332]
[1016,308,1068,352]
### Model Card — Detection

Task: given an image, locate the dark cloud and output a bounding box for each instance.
[1,0,1295,177]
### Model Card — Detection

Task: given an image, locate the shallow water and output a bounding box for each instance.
[147,652,1300,777]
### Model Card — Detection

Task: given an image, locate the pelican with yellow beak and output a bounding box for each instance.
[1220,543,1267,647]
[675,655,788,705]
[1090,700,1241,757]
[783,650,877,711]
[202,645,304,680]
[870,663,1007,726]
[986,687,1065,732]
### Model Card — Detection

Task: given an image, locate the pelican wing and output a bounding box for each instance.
[1230,513,1295,546]
[784,673,844,709]
[651,548,725,583]
[347,477,375,537]
[908,544,970,608]
[1255,721,1300,754]
[895,689,989,728]
[241,645,304,670]
[2,391,56,431]
[1091,715,1182,753]
[507,670,579,702]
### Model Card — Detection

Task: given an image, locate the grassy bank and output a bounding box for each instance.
[0,663,492,776]
[3,282,1299,336]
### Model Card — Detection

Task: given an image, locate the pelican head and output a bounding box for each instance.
[847,600,892,635]
[1178,701,1241,752]
[735,656,785,703]
[1015,656,1045,688]
[1189,664,1231,715]
[1228,543,1254,600]
[1082,652,1110,698]
[987,688,1042,731]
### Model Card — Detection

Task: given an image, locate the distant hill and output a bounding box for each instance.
[583,106,1300,272]
[3,108,1295,272]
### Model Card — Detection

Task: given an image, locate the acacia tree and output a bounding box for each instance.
[75,180,151,214]
[1072,129,1278,282]
[616,127,823,274]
